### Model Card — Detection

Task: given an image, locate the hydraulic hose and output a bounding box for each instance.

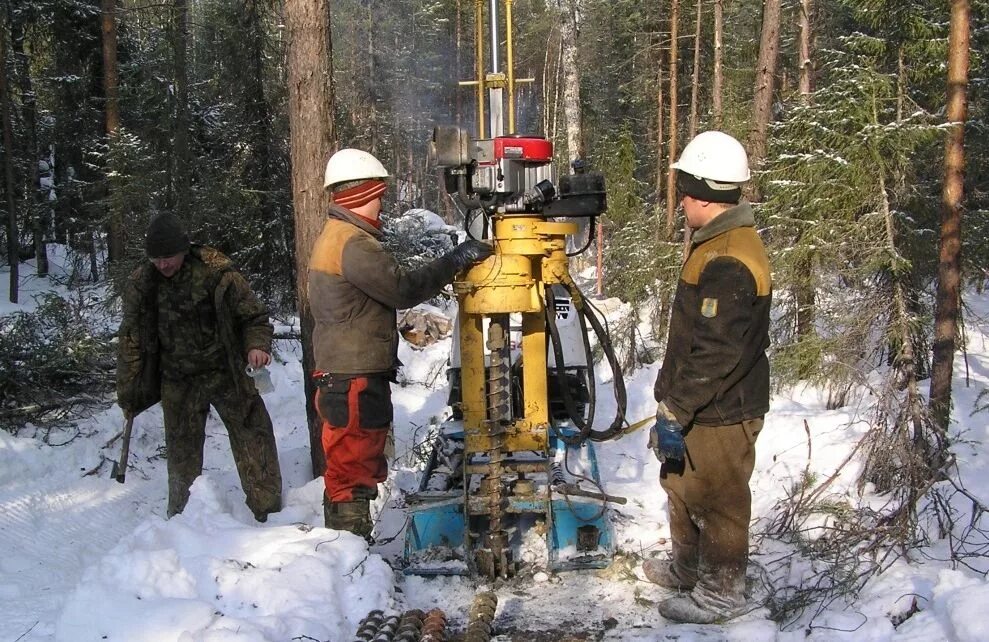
[574,288,597,435]
[565,216,596,258]
[545,286,595,445]
[545,278,628,444]
[562,275,628,442]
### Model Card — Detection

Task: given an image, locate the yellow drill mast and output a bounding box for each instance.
[411,0,621,579]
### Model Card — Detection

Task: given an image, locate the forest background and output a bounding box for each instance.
[0,0,986,629]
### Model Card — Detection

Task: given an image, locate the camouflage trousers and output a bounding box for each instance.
[659,418,762,613]
[161,372,282,519]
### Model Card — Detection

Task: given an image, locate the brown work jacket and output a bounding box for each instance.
[308,204,460,376]
[654,201,772,427]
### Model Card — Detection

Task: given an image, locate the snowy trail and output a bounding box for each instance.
[2,256,989,641]
[0,475,160,640]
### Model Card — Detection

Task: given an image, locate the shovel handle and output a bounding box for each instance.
[114,415,135,484]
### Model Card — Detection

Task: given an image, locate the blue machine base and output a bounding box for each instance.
[403,498,613,575]
[546,499,613,571]
[403,434,615,575]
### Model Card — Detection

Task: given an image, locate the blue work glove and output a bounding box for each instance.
[648,402,685,462]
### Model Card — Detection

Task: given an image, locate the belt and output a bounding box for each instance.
[312,370,397,385]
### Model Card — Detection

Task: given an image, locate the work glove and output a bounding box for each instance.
[447,239,494,273]
[648,402,685,462]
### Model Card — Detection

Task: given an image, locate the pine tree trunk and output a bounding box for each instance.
[367,1,378,153]
[242,0,269,171]
[688,0,702,139]
[285,0,335,478]
[930,0,970,439]
[542,27,557,138]
[171,0,191,218]
[102,1,120,136]
[798,0,813,100]
[10,10,46,275]
[1,19,18,303]
[653,35,665,243]
[51,6,80,247]
[897,47,906,122]
[455,0,463,126]
[442,1,457,225]
[596,220,604,296]
[102,0,124,264]
[664,0,680,241]
[559,0,588,254]
[712,0,723,128]
[550,36,562,148]
[748,0,781,201]
[242,0,284,257]
[880,169,930,482]
[794,0,814,345]
[559,0,584,162]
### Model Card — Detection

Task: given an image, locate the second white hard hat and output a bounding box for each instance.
[324,148,390,189]
[671,130,750,184]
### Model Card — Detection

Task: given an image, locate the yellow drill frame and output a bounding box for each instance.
[454,217,577,453]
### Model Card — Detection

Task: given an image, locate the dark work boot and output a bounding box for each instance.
[323,495,373,541]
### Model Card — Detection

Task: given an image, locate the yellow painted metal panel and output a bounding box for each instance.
[459,312,486,432]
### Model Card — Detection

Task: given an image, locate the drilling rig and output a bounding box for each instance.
[403,0,629,579]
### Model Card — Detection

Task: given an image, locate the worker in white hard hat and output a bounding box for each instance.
[643,131,772,624]
[308,148,493,539]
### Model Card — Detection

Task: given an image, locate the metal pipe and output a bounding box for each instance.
[505,0,516,133]
[488,0,501,136]
[475,0,486,138]
[489,0,499,73]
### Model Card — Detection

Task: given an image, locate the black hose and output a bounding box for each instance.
[545,287,592,445]
[563,277,628,442]
[545,278,627,444]
[574,287,597,436]
[565,216,596,257]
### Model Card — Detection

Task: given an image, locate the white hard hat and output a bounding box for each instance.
[671,131,750,183]
[324,148,390,189]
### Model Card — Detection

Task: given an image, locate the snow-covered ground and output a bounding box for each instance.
[2,248,988,641]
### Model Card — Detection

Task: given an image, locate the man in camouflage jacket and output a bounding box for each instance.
[117,212,282,521]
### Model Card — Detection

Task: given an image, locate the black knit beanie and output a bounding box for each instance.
[145,213,191,258]
[676,170,742,205]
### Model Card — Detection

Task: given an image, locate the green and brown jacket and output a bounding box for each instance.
[654,201,772,427]
[116,246,273,414]
[308,204,460,376]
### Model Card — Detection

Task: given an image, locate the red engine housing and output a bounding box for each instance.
[474,135,554,197]
[492,136,553,163]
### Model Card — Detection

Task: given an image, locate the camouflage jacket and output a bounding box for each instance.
[116,246,273,414]
[307,204,460,375]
